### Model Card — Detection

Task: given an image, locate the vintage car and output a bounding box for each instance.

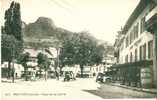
[63,71,76,81]
[96,73,111,83]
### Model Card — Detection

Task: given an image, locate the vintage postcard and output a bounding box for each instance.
[1,0,157,100]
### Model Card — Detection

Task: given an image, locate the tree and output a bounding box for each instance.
[44,58,51,81]
[59,33,80,66]
[2,1,23,79]
[90,44,104,65]
[37,52,45,78]
[59,31,104,78]
[4,1,22,41]
[12,3,22,41]
[1,34,19,78]
[37,52,50,80]
[17,52,30,81]
[75,32,101,77]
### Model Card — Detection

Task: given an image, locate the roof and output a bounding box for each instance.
[24,48,42,58]
[24,48,54,58]
[122,0,150,34]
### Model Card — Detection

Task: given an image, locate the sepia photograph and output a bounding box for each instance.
[1,0,157,100]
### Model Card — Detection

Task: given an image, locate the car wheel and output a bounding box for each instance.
[106,78,111,83]
[101,79,103,83]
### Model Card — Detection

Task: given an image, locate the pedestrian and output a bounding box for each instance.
[56,71,59,80]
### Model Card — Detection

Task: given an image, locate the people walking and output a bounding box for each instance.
[55,71,59,80]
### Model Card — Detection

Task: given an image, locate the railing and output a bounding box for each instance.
[109,60,153,87]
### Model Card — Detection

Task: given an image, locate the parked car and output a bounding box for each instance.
[96,73,111,83]
[103,75,111,83]
[76,71,93,78]
[96,73,104,83]
[63,71,76,81]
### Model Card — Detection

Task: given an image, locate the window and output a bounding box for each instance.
[96,68,98,71]
[133,27,136,40]
[125,55,128,63]
[135,49,137,61]
[134,23,139,38]
[130,33,132,44]
[140,46,142,60]
[130,52,133,62]
[148,40,153,59]
[143,43,146,60]
[140,17,146,33]
[99,67,101,71]
[126,36,129,48]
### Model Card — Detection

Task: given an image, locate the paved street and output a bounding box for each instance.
[1,78,157,100]
[97,83,157,98]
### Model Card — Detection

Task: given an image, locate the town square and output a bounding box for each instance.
[1,0,157,99]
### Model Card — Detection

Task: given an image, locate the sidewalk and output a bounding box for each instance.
[107,82,157,94]
[1,78,50,83]
[1,78,20,83]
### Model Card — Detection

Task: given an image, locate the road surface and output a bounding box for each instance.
[1,78,156,100]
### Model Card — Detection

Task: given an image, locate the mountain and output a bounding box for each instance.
[24,17,75,39]
[24,17,57,38]
[23,17,74,48]
[23,17,114,53]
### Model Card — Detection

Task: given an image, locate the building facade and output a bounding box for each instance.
[23,47,57,79]
[114,0,157,88]
[103,54,116,72]
[1,62,24,78]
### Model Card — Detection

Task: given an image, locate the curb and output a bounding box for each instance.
[107,83,157,94]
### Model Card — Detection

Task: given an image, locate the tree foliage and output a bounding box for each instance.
[1,1,23,79]
[4,1,22,41]
[1,34,18,61]
[37,52,51,80]
[17,52,30,81]
[2,1,23,62]
[17,52,30,67]
[59,31,105,77]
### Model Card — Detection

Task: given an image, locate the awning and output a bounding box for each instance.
[62,67,74,71]
[26,62,38,67]
[111,60,153,69]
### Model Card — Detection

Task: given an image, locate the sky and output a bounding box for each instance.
[1,0,140,44]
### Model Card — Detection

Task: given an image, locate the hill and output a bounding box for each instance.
[23,17,74,48]
[23,17,114,55]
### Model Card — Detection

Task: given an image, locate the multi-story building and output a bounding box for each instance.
[23,47,57,78]
[1,62,24,78]
[103,54,116,72]
[114,0,157,88]
[91,64,104,76]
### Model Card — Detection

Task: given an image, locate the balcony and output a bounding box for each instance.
[146,6,157,22]
[146,7,157,33]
